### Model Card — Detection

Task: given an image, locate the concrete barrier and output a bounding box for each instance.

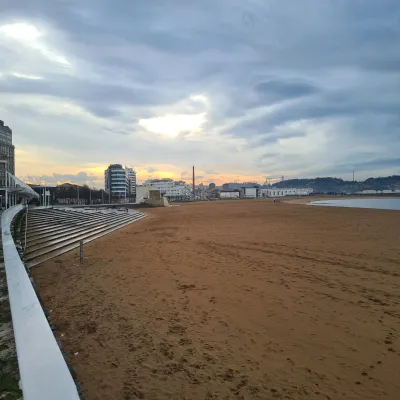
[144,197,170,207]
[2,205,80,400]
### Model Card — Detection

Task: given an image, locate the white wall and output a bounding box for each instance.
[244,188,257,198]
[220,191,240,199]
[136,186,151,201]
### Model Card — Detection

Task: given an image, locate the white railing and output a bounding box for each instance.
[2,205,80,400]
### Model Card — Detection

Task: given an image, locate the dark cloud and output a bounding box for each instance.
[0,74,183,118]
[223,77,400,148]
[249,130,307,147]
[337,158,400,173]
[254,79,319,102]
[309,157,400,178]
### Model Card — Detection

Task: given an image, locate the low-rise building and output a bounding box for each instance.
[260,188,313,197]
[222,182,260,190]
[220,190,240,199]
[356,189,400,195]
[136,185,161,202]
[241,187,258,198]
[144,178,192,201]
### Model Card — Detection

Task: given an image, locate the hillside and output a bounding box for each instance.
[272,176,400,193]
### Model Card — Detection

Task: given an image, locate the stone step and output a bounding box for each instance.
[25,208,146,268]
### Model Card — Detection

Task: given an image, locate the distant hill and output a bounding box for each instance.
[272,175,400,193]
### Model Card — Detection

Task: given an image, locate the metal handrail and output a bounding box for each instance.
[24,205,28,253]
[2,205,80,400]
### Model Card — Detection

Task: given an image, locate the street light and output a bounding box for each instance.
[40,176,51,207]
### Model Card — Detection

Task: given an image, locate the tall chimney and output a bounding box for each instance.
[192,166,195,201]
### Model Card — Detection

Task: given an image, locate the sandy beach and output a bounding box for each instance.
[32,200,400,400]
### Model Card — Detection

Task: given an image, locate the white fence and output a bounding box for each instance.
[2,205,80,400]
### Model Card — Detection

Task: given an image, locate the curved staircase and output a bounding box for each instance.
[25,207,145,268]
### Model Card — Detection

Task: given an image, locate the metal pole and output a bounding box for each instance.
[24,206,29,253]
[79,240,84,264]
[43,176,47,207]
[192,165,195,201]
[77,185,79,204]
[89,188,91,205]
[102,189,104,204]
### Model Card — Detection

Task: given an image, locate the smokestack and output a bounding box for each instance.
[192,166,195,201]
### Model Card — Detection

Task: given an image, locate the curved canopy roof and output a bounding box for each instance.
[7,173,40,199]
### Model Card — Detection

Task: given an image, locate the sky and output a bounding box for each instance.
[0,0,399,188]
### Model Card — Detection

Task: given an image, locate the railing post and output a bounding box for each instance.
[80,240,84,264]
[24,206,28,253]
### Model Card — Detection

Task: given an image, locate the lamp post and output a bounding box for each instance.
[44,176,47,206]
[38,175,49,207]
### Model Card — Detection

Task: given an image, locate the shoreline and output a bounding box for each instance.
[284,196,400,205]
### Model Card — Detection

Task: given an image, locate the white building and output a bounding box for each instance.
[136,185,161,202]
[104,164,128,199]
[242,187,257,198]
[145,178,192,200]
[356,189,400,195]
[220,190,240,199]
[261,188,313,197]
[125,166,136,200]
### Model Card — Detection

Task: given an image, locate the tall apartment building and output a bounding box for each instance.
[0,120,15,187]
[125,166,136,200]
[104,164,129,199]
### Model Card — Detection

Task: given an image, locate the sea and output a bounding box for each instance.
[309,198,400,211]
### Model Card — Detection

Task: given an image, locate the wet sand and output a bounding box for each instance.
[32,200,400,399]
